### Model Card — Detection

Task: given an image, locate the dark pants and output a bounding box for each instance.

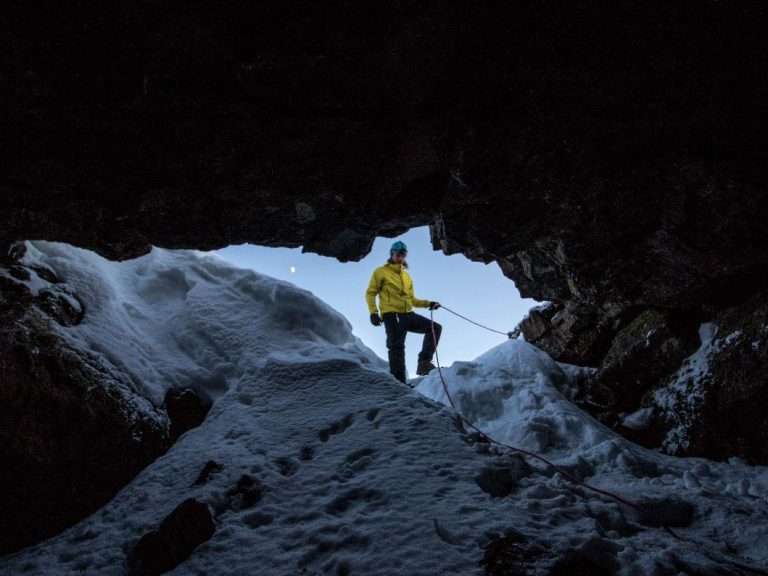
[382,311,442,383]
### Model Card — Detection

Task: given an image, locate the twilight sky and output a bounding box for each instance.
[215,226,538,377]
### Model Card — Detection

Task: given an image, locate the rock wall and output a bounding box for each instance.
[0,248,214,553]
[3,4,767,263]
[0,255,170,553]
[652,294,768,463]
[2,3,768,552]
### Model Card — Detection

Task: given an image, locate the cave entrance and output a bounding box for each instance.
[214,226,538,376]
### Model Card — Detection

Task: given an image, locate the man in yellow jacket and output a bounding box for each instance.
[365,240,442,383]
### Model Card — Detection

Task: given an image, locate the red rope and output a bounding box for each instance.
[427,309,678,532]
[425,309,768,574]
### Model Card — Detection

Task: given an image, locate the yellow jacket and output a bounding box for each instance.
[366,261,430,314]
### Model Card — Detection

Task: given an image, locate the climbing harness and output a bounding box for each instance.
[427,308,768,575]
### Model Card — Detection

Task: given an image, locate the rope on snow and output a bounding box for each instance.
[427,307,768,575]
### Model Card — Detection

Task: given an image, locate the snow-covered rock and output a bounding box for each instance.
[0,248,171,554]
[650,293,768,463]
[2,242,768,575]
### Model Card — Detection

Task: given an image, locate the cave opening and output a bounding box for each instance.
[214,225,539,376]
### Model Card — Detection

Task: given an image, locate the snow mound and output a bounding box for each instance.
[416,339,614,458]
[18,241,387,413]
[415,337,768,571]
[3,242,768,575]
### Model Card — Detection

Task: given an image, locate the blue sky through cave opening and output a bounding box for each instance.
[215,226,537,376]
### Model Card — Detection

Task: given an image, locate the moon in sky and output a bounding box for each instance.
[289,266,296,274]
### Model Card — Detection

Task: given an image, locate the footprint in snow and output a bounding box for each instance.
[324,487,386,516]
[274,456,300,477]
[335,448,377,481]
[318,413,355,442]
[299,446,315,461]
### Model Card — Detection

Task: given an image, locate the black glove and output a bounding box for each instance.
[428,301,441,310]
[370,313,382,326]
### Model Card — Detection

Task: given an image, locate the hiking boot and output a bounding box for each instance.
[416,359,436,376]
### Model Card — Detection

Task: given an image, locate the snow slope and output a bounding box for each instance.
[2,241,768,575]
[416,339,768,572]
